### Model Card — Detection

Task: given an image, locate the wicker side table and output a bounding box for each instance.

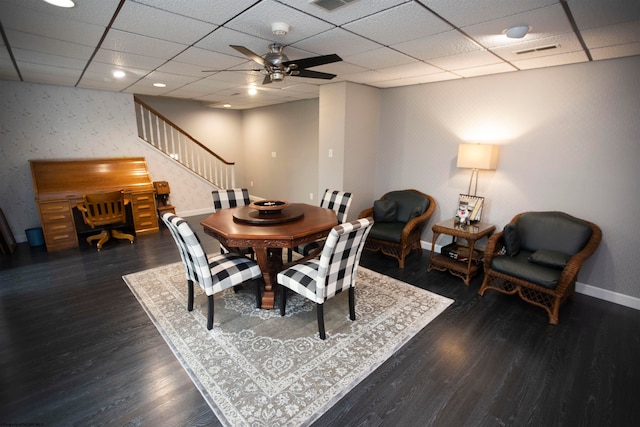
[427,218,495,285]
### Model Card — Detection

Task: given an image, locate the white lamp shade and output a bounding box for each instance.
[457,144,499,170]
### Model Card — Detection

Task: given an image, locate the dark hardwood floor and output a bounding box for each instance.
[1,214,638,426]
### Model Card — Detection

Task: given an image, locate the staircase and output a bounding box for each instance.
[134,96,235,189]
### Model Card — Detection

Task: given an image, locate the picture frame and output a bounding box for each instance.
[0,208,17,254]
[457,194,484,223]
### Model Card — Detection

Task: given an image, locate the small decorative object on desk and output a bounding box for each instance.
[249,200,289,215]
[455,201,471,225]
[456,194,484,223]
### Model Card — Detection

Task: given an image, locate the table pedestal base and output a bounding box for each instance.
[255,248,284,309]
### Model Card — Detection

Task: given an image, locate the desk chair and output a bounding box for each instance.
[77,190,134,251]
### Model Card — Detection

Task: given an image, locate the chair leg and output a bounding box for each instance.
[187,280,194,311]
[111,228,135,244]
[207,295,214,330]
[348,287,356,321]
[87,230,110,251]
[317,303,326,340]
[280,286,287,316]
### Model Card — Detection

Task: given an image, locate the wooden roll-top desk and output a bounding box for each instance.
[30,158,159,251]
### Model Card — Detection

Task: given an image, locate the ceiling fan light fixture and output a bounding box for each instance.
[270,72,286,82]
[505,25,530,39]
[271,22,289,36]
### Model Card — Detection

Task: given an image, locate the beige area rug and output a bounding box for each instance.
[123,262,453,426]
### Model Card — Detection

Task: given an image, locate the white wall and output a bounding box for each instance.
[241,99,319,203]
[378,55,640,300]
[319,82,380,221]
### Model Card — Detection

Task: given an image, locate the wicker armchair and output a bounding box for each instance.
[478,211,602,325]
[358,189,436,268]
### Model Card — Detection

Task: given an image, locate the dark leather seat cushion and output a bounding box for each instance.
[491,251,562,289]
[368,222,405,243]
[517,212,592,255]
[384,191,430,223]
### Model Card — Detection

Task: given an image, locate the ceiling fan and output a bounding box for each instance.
[203,44,342,85]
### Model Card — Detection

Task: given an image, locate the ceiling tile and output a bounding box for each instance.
[377,61,443,78]
[101,29,187,59]
[421,0,558,27]
[224,0,334,44]
[374,72,461,88]
[0,5,105,47]
[392,31,482,61]
[428,50,504,71]
[113,1,216,45]
[343,47,415,70]
[511,50,589,69]
[12,49,87,71]
[17,62,82,86]
[0,0,121,27]
[454,62,517,78]
[131,0,259,25]
[6,30,94,61]
[277,0,410,26]
[169,47,248,71]
[93,49,168,71]
[292,28,381,57]
[343,2,453,45]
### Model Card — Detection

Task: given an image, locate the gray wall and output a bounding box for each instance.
[377,55,640,302]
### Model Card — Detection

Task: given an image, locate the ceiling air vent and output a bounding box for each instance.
[309,0,358,11]
[514,44,560,55]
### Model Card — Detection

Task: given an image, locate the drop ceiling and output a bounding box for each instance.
[1,0,639,109]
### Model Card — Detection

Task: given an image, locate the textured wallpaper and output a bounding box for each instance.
[0,81,218,243]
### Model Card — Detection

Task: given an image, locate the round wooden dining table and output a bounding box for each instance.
[200,203,338,309]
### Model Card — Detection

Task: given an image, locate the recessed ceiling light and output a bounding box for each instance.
[505,25,530,39]
[248,87,257,95]
[42,0,75,8]
[223,104,232,108]
[112,70,126,78]
[153,83,166,88]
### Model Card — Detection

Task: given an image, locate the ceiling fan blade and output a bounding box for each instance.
[283,53,342,69]
[293,69,337,80]
[202,69,262,72]
[230,45,266,66]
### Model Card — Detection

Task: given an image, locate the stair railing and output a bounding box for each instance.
[134,96,235,189]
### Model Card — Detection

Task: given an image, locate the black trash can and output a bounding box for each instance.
[25,227,45,247]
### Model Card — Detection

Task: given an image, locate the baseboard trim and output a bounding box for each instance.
[575,283,640,310]
[421,241,639,311]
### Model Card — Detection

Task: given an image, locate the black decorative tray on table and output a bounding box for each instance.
[233,200,304,224]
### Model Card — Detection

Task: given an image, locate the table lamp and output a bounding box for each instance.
[457,144,499,196]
